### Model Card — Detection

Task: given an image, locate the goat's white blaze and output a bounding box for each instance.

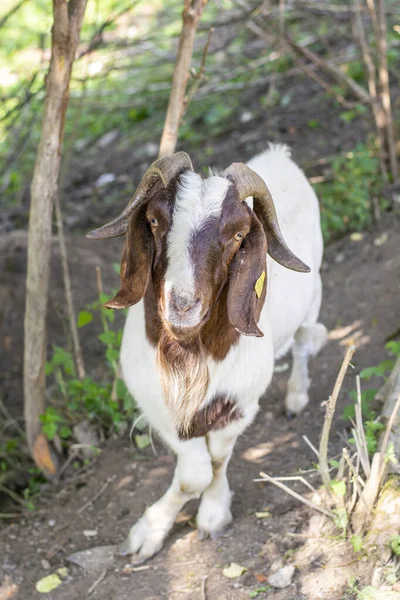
[164,171,231,304]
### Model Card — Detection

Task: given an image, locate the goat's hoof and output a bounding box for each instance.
[284,392,309,416]
[197,527,225,541]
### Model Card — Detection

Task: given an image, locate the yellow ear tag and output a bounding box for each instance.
[255,271,266,299]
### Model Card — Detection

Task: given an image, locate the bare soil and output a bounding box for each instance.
[1,211,399,600]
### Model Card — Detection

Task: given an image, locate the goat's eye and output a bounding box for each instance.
[149,217,158,228]
[234,231,244,242]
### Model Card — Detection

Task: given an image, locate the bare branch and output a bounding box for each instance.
[158,0,208,158]
[319,346,356,489]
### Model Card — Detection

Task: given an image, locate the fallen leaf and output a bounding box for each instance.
[255,511,271,519]
[57,567,68,579]
[374,232,388,246]
[134,434,151,450]
[255,573,268,582]
[223,563,247,578]
[350,232,363,242]
[35,574,62,593]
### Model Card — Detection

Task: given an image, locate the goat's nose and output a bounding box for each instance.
[172,293,199,314]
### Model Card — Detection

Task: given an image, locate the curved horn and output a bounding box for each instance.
[86,151,194,240]
[223,163,310,273]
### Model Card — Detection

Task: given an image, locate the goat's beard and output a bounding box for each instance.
[156,329,210,435]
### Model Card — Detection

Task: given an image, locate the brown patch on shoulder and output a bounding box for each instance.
[178,394,243,440]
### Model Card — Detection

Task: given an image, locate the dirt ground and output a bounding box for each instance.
[0,211,399,600]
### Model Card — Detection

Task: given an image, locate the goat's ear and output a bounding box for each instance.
[104,205,153,309]
[227,215,267,337]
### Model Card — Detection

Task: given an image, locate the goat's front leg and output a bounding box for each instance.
[119,437,212,562]
[196,425,242,540]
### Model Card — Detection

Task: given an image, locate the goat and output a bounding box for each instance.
[87,144,327,562]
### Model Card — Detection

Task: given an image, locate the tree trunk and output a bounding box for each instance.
[158,0,207,158]
[24,0,88,477]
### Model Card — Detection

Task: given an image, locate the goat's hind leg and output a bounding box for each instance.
[285,276,327,415]
[120,437,212,562]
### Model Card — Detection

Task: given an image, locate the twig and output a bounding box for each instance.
[77,475,116,515]
[87,569,107,596]
[183,27,214,113]
[158,0,208,157]
[54,195,86,380]
[0,513,22,519]
[0,0,29,29]
[352,452,382,533]
[376,0,398,181]
[379,392,400,480]
[319,345,356,489]
[355,376,370,476]
[0,396,26,438]
[256,471,333,518]
[352,0,387,180]
[0,485,26,507]
[269,475,318,494]
[200,575,208,600]
[303,435,320,458]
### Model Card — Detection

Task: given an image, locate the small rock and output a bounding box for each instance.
[334,252,345,264]
[143,142,158,158]
[67,545,117,572]
[83,530,98,538]
[239,111,253,124]
[98,130,119,148]
[350,232,363,242]
[270,557,284,573]
[268,565,295,589]
[95,173,116,188]
[41,559,51,570]
[48,520,56,527]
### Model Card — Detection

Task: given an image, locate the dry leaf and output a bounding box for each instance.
[223,563,247,578]
[350,232,363,241]
[255,573,268,583]
[255,511,271,519]
[35,574,62,593]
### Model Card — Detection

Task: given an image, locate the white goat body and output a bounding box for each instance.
[113,144,327,560]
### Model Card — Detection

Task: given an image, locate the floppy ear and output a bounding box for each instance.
[227,215,267,337]
[104,205,153,309]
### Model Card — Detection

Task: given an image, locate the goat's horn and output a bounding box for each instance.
[223,162,310,273]
[86,152,194,240]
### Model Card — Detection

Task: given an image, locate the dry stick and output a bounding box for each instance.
[200,575,208,600]
[24,0,88,475]
[87,569,107,597]
[257,472,333,518]
[296,60,354,108]
[54,196,85,380]
[77,475,116,515]
[355,375,370,476]
[352,0,387,180]
[183,26,214,113]
[95,266,119,401]
[378,392,400,480]
[352,451,382,533]
[319,345,356,489]
[376,0,398,181]
[158,0,208,158]
[303,435,320,458]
